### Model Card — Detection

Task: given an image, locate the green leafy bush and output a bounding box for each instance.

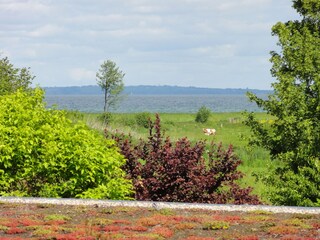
[135,112,151,128]
[195,106,211,123]
[98,112,113,125]
[0,88,132,199]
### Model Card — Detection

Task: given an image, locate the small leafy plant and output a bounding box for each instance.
[203,221,229,230]
[98,112,113,125]
[135,112,151,128]
[195,106,211,123]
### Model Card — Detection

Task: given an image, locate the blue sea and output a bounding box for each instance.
[44,94,267,113]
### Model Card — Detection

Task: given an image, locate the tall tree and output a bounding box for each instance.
[0,56,34,95]
[96,60,125,114]
[245,0,320,206]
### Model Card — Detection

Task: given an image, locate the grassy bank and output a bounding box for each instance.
[71,111,274,203]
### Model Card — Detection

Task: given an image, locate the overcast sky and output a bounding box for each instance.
[0,0,300,89]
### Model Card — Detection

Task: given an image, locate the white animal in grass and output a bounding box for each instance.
[202,128,216,136]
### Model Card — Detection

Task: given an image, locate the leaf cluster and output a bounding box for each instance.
[0,89,132,199]
[106,114,261,204]
[0,56,34,95]
[293,0,320,19]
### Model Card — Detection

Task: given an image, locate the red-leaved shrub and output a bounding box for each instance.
[106,114,261,204]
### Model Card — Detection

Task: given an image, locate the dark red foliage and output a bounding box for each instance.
[106,114,261,205]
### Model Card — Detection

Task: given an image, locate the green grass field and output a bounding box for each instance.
[71,111,275,203]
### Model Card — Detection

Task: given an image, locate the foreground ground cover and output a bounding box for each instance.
[0,202,319,239]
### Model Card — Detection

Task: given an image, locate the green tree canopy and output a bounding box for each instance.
[245,0,320,206]
[0,56,34,95]
[96,60,125,113]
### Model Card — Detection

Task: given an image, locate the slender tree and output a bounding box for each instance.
[0,55,34,95]
[96,60,125,115]
[244,0,320,206]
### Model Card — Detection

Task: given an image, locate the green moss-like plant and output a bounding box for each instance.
[203,221,229,230]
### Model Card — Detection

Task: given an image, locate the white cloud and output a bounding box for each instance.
[0,0,51,13]
[28,24,64,37]
[69,68,95,81]
[222,20,272,33]
[216,0,271,11]
[23,48,37,58]
[0,48,12,58]
[189,44,236,58]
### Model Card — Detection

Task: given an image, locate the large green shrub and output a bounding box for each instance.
[0,88,132,199]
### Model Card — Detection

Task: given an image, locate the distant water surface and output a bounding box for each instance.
[44,94,267,113]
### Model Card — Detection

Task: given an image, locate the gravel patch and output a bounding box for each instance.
[0,197,319,215]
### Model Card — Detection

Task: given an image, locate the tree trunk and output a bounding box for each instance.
[104,89,107,112]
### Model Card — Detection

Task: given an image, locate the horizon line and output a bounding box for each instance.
[41,84,272,91]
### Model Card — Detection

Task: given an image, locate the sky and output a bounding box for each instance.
[0,0,301,89]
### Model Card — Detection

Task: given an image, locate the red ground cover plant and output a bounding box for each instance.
[19,218,43,227]
[237,236,259,240]
[151,226,174,238]
[5,227,26,235]
[1,219,19,228]
[184,237,216,240]
[106,114,261,205]
[1,238,25,240]
[0,202,319,239]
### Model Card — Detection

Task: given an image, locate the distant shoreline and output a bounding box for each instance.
[45,94,267,113]
[44,85,272,96]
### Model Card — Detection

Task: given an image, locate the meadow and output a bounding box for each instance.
[73,111,275,203]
